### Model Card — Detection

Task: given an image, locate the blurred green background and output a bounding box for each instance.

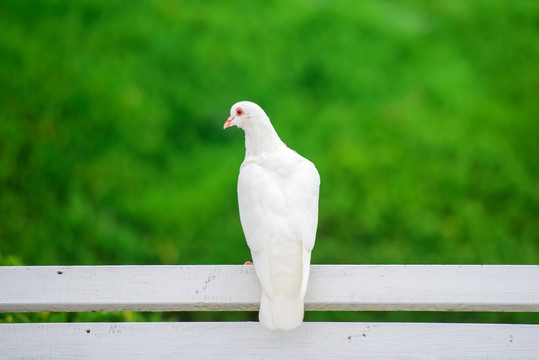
[1,0,538,324]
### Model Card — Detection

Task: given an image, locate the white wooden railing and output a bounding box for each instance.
[1,265,539,359]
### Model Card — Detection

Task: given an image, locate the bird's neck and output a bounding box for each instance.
[243,118,285,157]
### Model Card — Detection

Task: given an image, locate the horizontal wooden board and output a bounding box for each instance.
[1,322,538,359]
[1,265,538,312]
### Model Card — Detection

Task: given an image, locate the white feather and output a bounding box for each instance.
[227,101,320,330]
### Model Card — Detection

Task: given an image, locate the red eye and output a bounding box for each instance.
[236,107,244,116]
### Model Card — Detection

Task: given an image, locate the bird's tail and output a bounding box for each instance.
[259,291,304,331]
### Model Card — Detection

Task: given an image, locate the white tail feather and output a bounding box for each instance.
[259,291,304,331]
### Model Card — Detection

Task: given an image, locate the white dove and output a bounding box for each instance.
[224,101,320,330]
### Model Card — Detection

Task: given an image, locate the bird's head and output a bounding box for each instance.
[223,101,268,130]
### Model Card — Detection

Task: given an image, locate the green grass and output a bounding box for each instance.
[1,0,538,324]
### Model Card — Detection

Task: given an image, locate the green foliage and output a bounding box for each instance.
[0,0,538,324]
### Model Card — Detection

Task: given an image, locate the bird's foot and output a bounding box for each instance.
[244,261,253,265]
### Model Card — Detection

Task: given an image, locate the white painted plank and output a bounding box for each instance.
[1,322,538,360]
[0,265,538,312]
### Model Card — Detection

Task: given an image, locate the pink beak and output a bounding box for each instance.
[223,116,234,129]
